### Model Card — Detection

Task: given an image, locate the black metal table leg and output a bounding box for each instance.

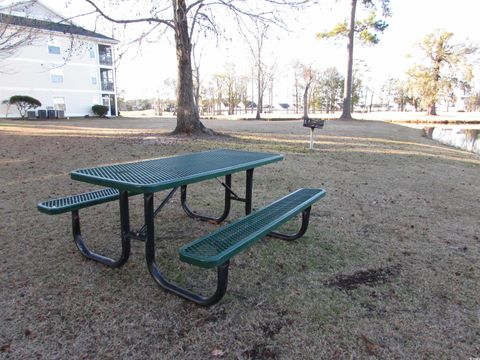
[144,193,229,306]
[134,187,178,238]
[71,190,131,268]
[181,175,232,224]
[245,168,253,215]
[269,207,312,241]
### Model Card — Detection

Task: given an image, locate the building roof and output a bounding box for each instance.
[0,13,117,43]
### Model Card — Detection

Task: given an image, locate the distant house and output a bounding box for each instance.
[0,0,119,118]
[239,100,257,110]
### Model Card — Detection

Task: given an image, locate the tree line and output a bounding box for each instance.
[1,0,478,130]
[124,25,480,118]
[85,0,477,122]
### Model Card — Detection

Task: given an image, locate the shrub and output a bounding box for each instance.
[92,104,109,117]
[9,95,41,118]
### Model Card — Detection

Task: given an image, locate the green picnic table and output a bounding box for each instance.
[38,149,326,305]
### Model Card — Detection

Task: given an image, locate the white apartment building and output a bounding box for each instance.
[0,0,119,118]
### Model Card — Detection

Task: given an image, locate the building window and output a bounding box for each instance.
[51,75,63,83]
[98,45,113,66]
[48,45,60,54]
[53,97,66,111]
[50,69,64,83]
[100,68,114,91]
[91,72,97,85]
[88,45,95,59]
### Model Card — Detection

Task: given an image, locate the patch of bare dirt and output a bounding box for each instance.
[325,265,401,291]
[241,344,278,359]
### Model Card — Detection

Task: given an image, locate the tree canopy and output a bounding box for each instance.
[317,0,390,119]
[407,30,477,115]
[9,95,41,118]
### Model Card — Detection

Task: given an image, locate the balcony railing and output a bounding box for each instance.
[101,81,114,91]
[99,54,113,66]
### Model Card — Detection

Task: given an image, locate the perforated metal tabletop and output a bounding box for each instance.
[71,149,283,193]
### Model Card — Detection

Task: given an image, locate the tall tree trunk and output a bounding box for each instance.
[228,84,234,115]
[428,62,440,116]
[303,83,310,120]
[193,64,200,113]
[294,77,299,114]
[191,43,201,114]
[340,0,357,120]
[369,89,374,112]
[255,66,263,120]
[172,0,208,134]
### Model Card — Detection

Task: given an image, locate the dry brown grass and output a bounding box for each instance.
[0,117,479,359]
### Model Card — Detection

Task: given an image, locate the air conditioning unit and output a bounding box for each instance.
[38,110,47,119]
[56,110,65,119]
[27,110,36,119]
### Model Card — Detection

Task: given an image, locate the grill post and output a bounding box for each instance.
[303,119,325,150]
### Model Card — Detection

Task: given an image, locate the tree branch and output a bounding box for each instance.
[83,0,175,29]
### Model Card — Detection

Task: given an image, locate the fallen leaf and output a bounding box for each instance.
[360,334,381,356]
[0,343,12,353]
[211,349,224,357]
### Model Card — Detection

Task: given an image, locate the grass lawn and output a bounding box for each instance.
[0,117,479,359]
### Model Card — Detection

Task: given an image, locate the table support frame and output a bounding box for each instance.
[71,190,131,268]
[268,207,311,241]
[180,175,232,224]
[180,169,254,223]
[143,192,229,306]
[69,167,258,305]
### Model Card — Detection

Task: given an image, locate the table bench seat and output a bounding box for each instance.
[179,188,326,268]
[37,188,120,215]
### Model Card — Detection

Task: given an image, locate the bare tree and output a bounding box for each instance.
[211,65,240,116]
[191,42,202,111]
[293,66,301,114]
[319,67,343,113]
[224,63,237,115]
[300,64,316,120]
[212,73,227,115]
[236,75,249,114]
[199,79,216,114]
[239,19,271,119]
[0,13,38,62]
[293,61,317,119]
[80,0,306,134]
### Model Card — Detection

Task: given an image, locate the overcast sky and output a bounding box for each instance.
[42,0,480,101]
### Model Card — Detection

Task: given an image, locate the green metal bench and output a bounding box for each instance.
[37,188,120,215]
[177,188,326,303]
[37,188,133,267]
